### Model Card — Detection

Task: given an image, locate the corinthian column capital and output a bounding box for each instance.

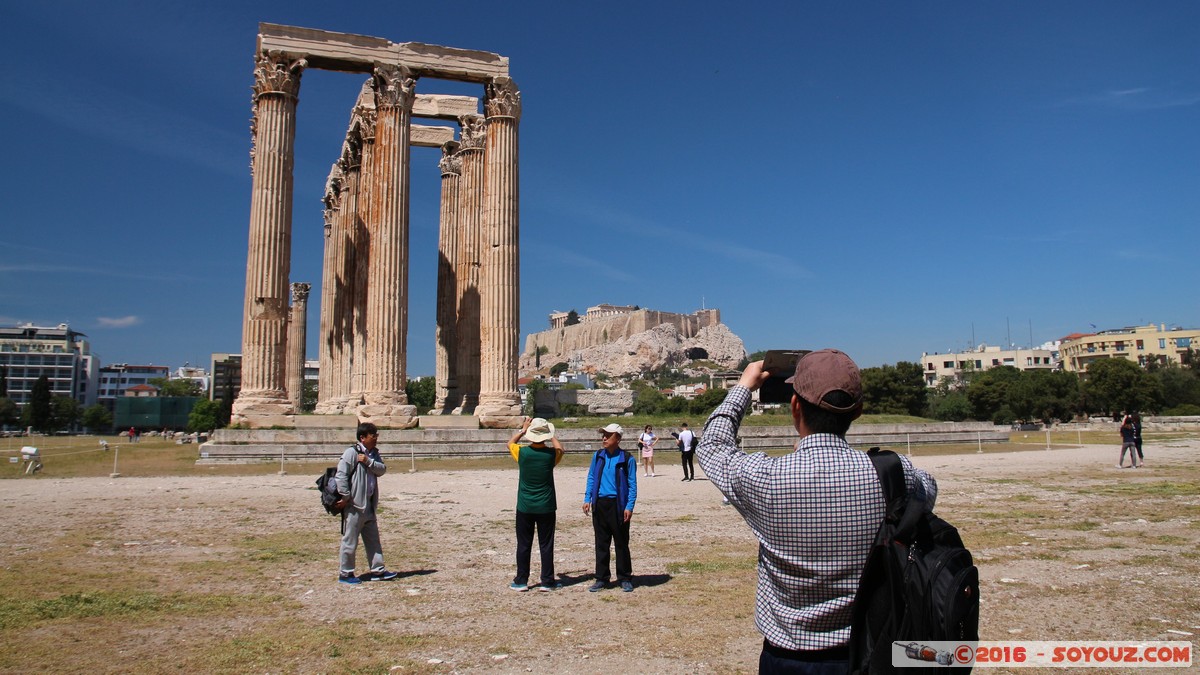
[458,115,487,151]
[252,51,307,101]
[484,77,521,120]
[291,282,311,304]
[439,141,462,176]
[371,64,417,111]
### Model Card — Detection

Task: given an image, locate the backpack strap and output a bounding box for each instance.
[866,447,926,541]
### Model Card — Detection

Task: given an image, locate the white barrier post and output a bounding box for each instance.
[110,446,121,478]
[977,432,983,454]
[1046,429,1051,450]
[409,446,417,473]
[1078,429,1082,446]
[906,433,912,457]
[278,448,287,476]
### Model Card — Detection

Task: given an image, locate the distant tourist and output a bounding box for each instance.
[1131,412,1145,466]
[335,422,400,584]
[1118,416,1140,468]
[583,423,638,592]
[675,423,697,481]
[506,417,564,592]
[638,424,658,477]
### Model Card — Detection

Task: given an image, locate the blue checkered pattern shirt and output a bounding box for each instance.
[697,386,938,651]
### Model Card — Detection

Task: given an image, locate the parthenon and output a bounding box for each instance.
[232,23,523,429]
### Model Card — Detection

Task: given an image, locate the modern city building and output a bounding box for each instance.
[97,364,170,412]
[1059,324,1199,372]
[173,365,211,394]
[209,353,242,401]
[920,343,1060,386]
[0,323,98,408]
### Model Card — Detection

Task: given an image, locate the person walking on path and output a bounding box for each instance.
[1118,416,1140,468]
[697,350,937,672]
[583,423,638,592]
[335,422,400,584]
[676,422,697,481]
[1131,412,1145,466]
[507,417,565,592]
[638,424,658,477]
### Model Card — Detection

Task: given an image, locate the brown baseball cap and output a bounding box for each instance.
[785,349,863,415]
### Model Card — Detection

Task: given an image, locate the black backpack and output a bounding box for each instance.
[315,466,349,515]
[848,448,979,674]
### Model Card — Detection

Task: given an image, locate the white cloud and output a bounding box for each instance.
[1056,87,1200,111]
[96,316,141,328]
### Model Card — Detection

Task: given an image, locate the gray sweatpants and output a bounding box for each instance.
[340,507,385,576]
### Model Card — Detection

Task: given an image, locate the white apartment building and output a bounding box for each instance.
[920,343,1059,386]
[0,323,98,407]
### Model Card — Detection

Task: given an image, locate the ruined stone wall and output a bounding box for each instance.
[531,388,635,417]
[524,308,720,358]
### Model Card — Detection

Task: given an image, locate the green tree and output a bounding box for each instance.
[301,379,319,412]
[1081,358,1163,415]
[660,395,689,414]
[927,388,972,421]
[405,377,436,410]
[688,387,728,416]
[26,374,53,433]
[188,399,225,432]
[632,386,664,415]
[1153,365,1200,409]
[0,397,19,428]
[1007,370,1079,423]
[50,396,81,432]
[149,377,204,397]
[82,403,113,432]
[524,378,548,416]
[565,309,580,326]
[861,362,927,416]
[966,366,1022,423]
[217,382,235,427]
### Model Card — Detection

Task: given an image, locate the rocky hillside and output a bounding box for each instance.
[519,322,746,376]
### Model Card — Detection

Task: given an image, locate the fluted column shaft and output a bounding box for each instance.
[234,52,305,422]
[336,160,360,404]
[316,168,342,410]
[477,78,522,424]
[286,282,310,410]
[453,115,486,412]
[434,141,462,412]
[361,65,417,424]
[350,110,376,403]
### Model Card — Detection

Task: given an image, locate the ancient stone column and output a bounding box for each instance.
[315,165,342,412]
[349,106,375,407]
[233,51,305,424]
[286,282,311,410]
[453,115,486,414]
[360,64,418,427]
[334,138,361,409]
[477,78,523,426]
[433,141,462,413]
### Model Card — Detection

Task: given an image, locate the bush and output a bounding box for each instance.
[1162,404,1200,416]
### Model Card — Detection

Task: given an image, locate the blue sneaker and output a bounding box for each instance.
[509,582,529,592]
[367,570,399,581]
[536,582,562,592]
[338,574,361,585]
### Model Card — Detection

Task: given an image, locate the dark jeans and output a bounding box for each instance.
[681,450,696,479]
[514,510,556,585]
[1135,437,1144,460]
[592,497,632,582]
[759,640,849,674]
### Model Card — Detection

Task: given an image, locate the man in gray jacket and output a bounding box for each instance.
[335,422,399,584]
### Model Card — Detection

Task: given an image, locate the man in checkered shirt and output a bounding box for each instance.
[697,349,937,674]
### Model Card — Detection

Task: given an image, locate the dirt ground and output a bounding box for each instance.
[1,438,1197,673]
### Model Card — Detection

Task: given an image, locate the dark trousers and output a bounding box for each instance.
[1135,437,1144,460]
[514,510,556,585]
[592,497,632,582]
[681,450,696,479]
[759,640,849,674]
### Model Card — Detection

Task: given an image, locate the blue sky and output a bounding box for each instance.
[1,1,1197,376]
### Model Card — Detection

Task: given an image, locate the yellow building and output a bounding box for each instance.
[1059,324,1198,372]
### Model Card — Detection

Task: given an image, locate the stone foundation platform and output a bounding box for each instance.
[196,420,1009,464]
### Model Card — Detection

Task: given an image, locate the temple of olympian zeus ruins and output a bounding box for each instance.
[232,23,522,429]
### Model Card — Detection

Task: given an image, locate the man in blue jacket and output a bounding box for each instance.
[583,423,638,592]
[335,422,400,584]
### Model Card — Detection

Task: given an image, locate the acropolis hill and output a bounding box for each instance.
[519,304,747,376]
